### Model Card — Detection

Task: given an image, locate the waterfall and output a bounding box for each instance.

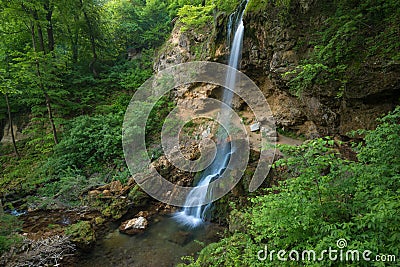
[174,0,248,228]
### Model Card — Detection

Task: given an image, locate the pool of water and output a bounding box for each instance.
[79,215,222,267]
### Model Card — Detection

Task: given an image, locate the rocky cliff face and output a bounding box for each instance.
[155,0,400,138]
[241,0,400,136]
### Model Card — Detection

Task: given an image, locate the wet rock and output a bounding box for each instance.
[136,211,150,218]
[168,231,193,246]
[65,221,96,250]
[101,198,129,220]
[119,217,148,235]
[339,101,394,136]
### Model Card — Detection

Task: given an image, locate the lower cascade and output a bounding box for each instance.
[174,0,249,228]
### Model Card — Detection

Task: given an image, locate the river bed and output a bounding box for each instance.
[79,215,222,267]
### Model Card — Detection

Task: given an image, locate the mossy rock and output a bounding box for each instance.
[94,216,106,226]
[128,185,149,206]
[65,221,95,249]
[100,198,128,220]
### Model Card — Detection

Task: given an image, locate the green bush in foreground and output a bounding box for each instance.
[44,113,123,176]
[0,214,22,255]
[185,106,400,266]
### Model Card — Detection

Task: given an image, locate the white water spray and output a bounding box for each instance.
[174,0,248,228]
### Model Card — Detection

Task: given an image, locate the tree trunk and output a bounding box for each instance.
[46,17,55,52]
[44,92,59,144]
[67,18,79,64]
[0,199,3,215]
[72,27,79,63]
[80,0,98,77]
[37,24,46,52]
[32,10,46,52]
[30,22,59,145]
[4,94,20,158]
[45,2,55,52]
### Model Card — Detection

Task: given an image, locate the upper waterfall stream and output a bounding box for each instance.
[174,0,249,228]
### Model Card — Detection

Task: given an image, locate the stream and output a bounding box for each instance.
[79,215,222,267]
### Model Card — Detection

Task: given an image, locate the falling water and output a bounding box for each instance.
[174,0,248,228]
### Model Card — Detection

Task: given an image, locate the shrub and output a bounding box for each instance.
[178,4,215,31]
[44,113,123,175]
[185,107,400,266]
[0,214,22,255]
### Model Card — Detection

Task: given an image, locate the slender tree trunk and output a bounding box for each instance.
[37,24,46,52]
[80,0,98,77]
[73,27,79,63]
[32,10,46,52]
[30,22,59,145]
[67,20,79,64]
[46,18,55,52]
[45,2,55,52]
[44,92,58,144]
[0,199,3,215]
[4,94,20,158]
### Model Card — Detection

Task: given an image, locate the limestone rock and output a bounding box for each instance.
[119,217,148,235]
[267,91,306,127]
[297,121,319,139]
[250,122,260,132]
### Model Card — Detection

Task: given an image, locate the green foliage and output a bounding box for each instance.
[98,198,129,220]
[0,214,22,254]
[176,0,243,32]
[127,185,149,205]
[146,95,176,141]
[105,0,172,51]
[44,113,123,175]
[38,169,102,206]
[168,0,203,16]
[186,107,400,266]
[285,0,400,96]
[114,51,154,91]
[65,221,95,246]
[0,151,47,197]
[284,63,329,96]
[0,0,179,217]
[178,4,215,31]
[213,0,241,14]
[246,0,292,16]
[355,106,400,170]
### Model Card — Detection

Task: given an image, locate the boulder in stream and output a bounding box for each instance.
[119,216,148,235]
